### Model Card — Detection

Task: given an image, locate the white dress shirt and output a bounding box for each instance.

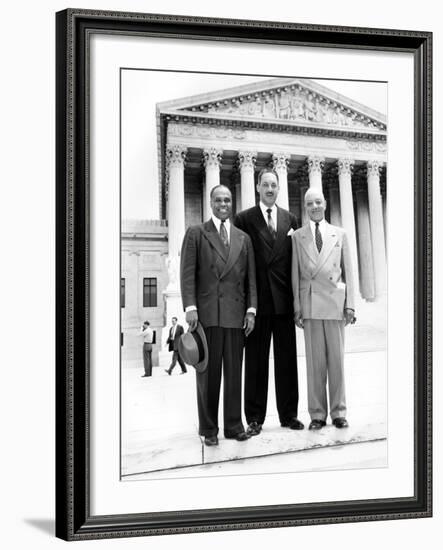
[259,202,278,231]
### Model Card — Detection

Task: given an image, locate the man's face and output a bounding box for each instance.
[256,172,279,207]
[171,318,177,326]
[305,191,327,222]
[210,187,232,221]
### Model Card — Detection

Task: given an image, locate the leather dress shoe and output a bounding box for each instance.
[180,371,187,375]
[281,418,304,430]
[141,374,150,377]
[204,435,219,446]
[164,369,171,376]
[225,431,250,441]
[246,421,262,436]
[308,419,326,430]
[332,417,349,428]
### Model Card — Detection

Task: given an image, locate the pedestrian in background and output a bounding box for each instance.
[139,320,153,377]
[165,317,187,375]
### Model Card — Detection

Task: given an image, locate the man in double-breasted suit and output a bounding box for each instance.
[180,184,257,446]
[234,167,303,436]
[291,188,356,430]
[165,317,187,375]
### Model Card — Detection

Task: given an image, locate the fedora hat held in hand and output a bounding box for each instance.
[178,322,208,373]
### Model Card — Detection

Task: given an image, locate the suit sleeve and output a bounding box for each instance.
[245,235,258,311]
[341,231,355,312]
[233,212,244,232]
[180,226,198,311]
[289,211,299,230]
[291,234,301,313]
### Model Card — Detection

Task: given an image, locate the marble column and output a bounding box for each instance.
[272,152,290,210]
[163,144,188,356]
[367,160,387,297]
[355,184,375,301]
[328,181,342,227]
[239,150,257,209]
[307,155,325,191]
[300,185,308,226]
[203,148,222,221]
[337,158,359,292]
[166,144,187,259]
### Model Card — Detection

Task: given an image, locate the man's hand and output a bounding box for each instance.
[185,310,199,332]
[243,312,255,337]
[294,311,304,329]
[344,308,356,326]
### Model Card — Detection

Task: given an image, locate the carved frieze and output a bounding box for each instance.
[346,140,387,152]
[184,84,386,131]
[168,124,246,140]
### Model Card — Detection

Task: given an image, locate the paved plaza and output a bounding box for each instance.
[121,343,387,481]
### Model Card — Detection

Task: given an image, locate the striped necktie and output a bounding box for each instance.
[266,208,276,240]
[220,220,229,249]
[315,222,323,252]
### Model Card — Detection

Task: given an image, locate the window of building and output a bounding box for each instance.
[120,278,125,308]
[143,277,157,307]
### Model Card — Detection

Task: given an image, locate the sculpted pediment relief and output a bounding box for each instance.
[161,79,386,132]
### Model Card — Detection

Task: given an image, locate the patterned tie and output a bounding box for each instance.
[220,220,229,249]
[266,208,276,240]
[315,222,323,252]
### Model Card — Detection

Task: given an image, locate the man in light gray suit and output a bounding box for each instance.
[291,188,356,430]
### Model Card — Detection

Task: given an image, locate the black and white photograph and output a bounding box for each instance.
[120,70,388,480]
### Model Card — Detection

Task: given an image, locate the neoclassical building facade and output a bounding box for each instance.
[122,77,387,363]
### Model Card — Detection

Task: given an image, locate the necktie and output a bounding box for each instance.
[315,222,323,252]
[266,208,276,239]
[220,220,229,249]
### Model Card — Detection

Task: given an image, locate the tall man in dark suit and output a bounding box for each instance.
[180,185,257,446]
[165,317,187,375]
[234,167,303,436]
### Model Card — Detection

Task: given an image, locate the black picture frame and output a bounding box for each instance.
[55,8,432,541]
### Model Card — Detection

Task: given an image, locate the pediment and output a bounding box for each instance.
[157,77,386,133]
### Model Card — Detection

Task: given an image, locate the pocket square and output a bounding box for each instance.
[287,228,295,236]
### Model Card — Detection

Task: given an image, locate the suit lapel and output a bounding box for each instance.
[202,219,229,262]
[252,206,275,253]
[312,223,338,277]
[298,224,318,265]
[268,207,289,263]
[220,225,244,279]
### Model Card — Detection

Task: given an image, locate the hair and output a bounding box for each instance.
[143,320,150,326]
[257,167,279,185]
[172,316,178,321]
[210,184,231,200]
[304,187,326,204]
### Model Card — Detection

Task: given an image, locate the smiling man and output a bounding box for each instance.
[291,188,356,431]
[234,167,303,436]
[180,185,257,446]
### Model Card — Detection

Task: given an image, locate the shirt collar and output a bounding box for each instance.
[211,215,230,232]
[259,202,277,216]
[309,218,326,232]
